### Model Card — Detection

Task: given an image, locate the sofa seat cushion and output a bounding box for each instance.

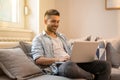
[28,75,86,80]
[111,68,120,80]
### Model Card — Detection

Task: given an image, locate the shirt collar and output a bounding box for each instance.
[42,30,63,38]
[42,30,58,36]
[42,30,46,35]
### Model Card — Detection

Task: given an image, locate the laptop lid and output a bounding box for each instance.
[71,41,99,63]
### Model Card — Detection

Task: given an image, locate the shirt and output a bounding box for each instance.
[31,31,72,74]
[52,37,70,58]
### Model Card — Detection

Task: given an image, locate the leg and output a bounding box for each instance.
[77,60,111,80]
[58,61,94,79]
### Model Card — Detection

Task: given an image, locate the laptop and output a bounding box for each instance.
[70,41,99,63]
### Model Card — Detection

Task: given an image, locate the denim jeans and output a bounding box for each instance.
[58,60,111,80]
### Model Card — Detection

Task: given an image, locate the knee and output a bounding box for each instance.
[103,61,111,69]
[100,61,111,73]
[58,62,76,76]
[59,61,76,70]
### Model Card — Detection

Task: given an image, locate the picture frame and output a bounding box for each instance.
[105,0,120,10]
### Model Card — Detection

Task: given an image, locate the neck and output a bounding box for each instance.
[45,30,57,38]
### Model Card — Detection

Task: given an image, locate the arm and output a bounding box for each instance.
[35,57,58,65]
[60,33,72,54]
[35,56,69,65]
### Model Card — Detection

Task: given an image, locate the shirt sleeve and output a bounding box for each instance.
[66,38,72,54]
[31,35,44,60]
[61,34,72,54]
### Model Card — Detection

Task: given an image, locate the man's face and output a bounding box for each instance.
[44,15,60,33]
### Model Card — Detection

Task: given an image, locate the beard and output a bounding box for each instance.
[47,25,58,33]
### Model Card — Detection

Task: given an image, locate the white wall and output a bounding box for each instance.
[55,0,69,36]
[40,0,55,32]
[55,0,120,39]
[118,11,120,35]
[27,0,120,39]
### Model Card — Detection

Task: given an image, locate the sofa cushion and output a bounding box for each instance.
[111,68,120,80]
[106,39,120,68]
[0,42,19,49]
[28,75,71,80]
[28,75,86,80]
[19,41,32,57]
[0,48,44,79]
[69,35,91,45]
[19,41,35,64]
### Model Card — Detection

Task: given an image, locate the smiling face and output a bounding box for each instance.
[44,15,60,33]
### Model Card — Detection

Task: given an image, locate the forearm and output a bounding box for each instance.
[35,57,59,65]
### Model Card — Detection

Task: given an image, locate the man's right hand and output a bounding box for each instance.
[57,55,70,62]
[58,58,68,62]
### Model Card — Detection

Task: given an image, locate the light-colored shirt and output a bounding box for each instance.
[52,37,70,58]
[31,31,72,74]
[31,31,71,60]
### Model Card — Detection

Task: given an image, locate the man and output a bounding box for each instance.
[31,9,111,80]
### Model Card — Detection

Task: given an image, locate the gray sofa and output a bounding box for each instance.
[0,39,120,80]
[0,41,85,80]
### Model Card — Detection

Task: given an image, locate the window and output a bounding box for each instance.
[0,0,25,28]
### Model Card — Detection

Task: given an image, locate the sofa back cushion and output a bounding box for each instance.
[106,39,120,68]
[19,41,32,57]
[0,42,20,76]
[0,42,19,48]
[0,47,44,79]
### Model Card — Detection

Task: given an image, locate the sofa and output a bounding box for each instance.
[0,41,85,80]
[0,38,120,80]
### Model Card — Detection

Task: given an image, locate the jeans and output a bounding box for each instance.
[58,60,111,80]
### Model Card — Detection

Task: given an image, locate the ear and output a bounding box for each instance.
[44,19,47,25]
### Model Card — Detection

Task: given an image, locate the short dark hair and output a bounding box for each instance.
[44,9,60,17]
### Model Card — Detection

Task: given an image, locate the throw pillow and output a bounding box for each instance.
[96,40,107,61]
[107,39,120,68]
[19,41,32,57]
[94,36,102,41]
[69,35,91,45]
[0,48,43,79]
